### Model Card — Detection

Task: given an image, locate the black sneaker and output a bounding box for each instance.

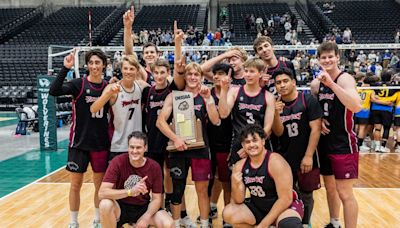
[325,223,341,228]
[209,206,218,218]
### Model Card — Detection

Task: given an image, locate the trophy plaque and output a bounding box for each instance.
[166,91,205,152]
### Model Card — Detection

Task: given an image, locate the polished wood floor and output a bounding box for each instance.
[1,153,399,227]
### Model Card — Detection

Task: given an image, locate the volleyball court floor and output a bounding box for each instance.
[0,112,399,227]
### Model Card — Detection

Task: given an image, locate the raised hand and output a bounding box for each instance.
[220,70,232,91]
[199,85,211,99]
[275,95,284,114]
[174,20,184,42]
[174,56,186,74]
[317,65,334,88]
[132,176,148,196]
[123,5,135,27]
[106,82,121,95]
[64,49,76,69]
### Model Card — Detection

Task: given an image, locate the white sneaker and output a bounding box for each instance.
[92,220,101,228]
[68,223,79,228]
[395,146,400,153]
[180,216,197,228]
[359,145,370,152]
[378,146,390,153]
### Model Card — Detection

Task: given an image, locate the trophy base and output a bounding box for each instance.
[166,118,205,152]
[166,141,205,152]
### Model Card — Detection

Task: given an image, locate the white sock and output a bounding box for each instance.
[174,219,180,228]
[200,219,209,227]
[330,218,340,228]
[94,208,100,222]
[70,211,78,224]
[210,202,217,209]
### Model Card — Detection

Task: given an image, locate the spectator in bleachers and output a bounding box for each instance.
[255,16,264,33]
[395,29,400,43]
[390,53,399,69]
[214,29,221,46]
[343,27,352,44]
[357,51,367,64]
[284,20,292,32]
[285,30,292,45]
[297,19,305,33]
[383,50,392,68]
[368,50,377,63]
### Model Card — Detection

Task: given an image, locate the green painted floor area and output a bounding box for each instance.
[0,139,68,198]
[0,112,18,127]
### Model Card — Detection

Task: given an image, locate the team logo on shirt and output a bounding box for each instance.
[149,101,164,109]
[319,93,335,101]
[122,99,139,107]
[85,96,99,103]
[124,174,143,189]
[86,89,90,94]
[239,96,244,101]
[244,176,265,184]
[150,95,154,100]
[238,103,263,111]
[280,112,303,123]
[194,104,203,111]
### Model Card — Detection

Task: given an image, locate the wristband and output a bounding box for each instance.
[127,189,132,197]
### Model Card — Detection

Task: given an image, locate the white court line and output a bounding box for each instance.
[0,166,65,201]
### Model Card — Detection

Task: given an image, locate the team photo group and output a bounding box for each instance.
[51,7,361,228]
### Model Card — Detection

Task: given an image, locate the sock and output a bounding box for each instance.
[181,210,187,218]
[330,218,340,228]
[94,208,100,222]
[70,211,78,224]
[200,219,209,227]
[165,193,172,207]
[210,202,217,209]
[357,138,364,147]
[174,219,180,227]
[382,140,387,148]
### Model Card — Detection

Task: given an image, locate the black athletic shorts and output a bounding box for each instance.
[394,117,400,126]
[370,110,392,127]
[117,201,148,227]
[354,117,370,125]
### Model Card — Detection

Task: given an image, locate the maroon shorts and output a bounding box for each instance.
[320,152,359,179]
[169,157,212,181]
[67,148,109,173]
[215,153,231,182]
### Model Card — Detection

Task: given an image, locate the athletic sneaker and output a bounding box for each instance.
[180,216,197,228]
[68,222,79,228]
[324,223,341,228]
[223,221,233,227]
[378,146,390,153]
[395,146,400,153]
[196,206,218,223]
[359,145,370,152]
[92,220,101,228]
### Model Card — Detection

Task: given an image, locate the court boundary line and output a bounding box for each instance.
[20,182,400,190]
[0,166,65,201]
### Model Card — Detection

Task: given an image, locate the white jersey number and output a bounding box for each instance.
[246,112,255,124]
[249,185,266,197]
[92,108,104,119]
[286,122,299,137]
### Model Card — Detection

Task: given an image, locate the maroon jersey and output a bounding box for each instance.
[103,154,163,205]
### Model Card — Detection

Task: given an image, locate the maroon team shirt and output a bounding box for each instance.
[103,153,162,205]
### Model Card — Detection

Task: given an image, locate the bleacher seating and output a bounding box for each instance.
[133,4,199,31]
[0,8,34,27]
[228,3,296,45]
[0,6,117,109]
[315,0,400,43]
